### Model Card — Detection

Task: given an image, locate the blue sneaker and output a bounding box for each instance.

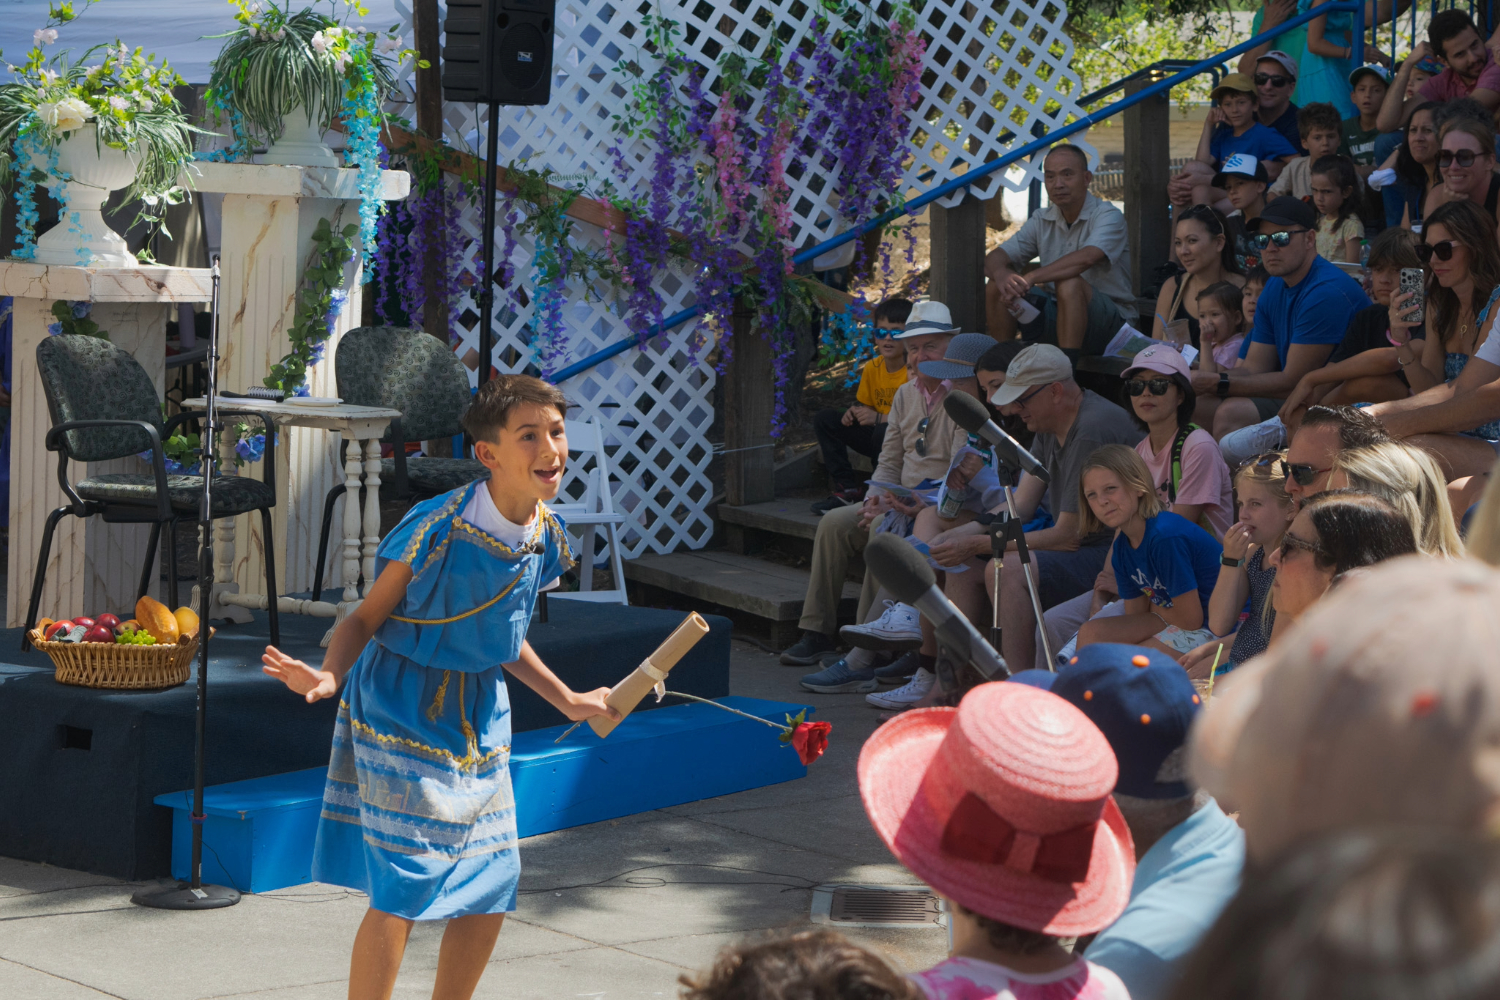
[874,650,921,685]
[800,658,878,693]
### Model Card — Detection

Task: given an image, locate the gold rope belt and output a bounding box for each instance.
[388,573,523,626]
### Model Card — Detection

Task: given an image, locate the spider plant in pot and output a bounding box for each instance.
[207,0,404,167]
[0,4,197,266]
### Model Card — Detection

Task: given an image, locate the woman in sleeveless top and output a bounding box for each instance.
[1153,205,1244,350]
[1388,202,1500,444]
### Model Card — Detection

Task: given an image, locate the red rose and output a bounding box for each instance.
[790,721,832,765]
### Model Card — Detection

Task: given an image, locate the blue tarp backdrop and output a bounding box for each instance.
[0,0,407,85]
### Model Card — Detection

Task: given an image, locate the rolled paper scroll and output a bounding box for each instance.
[588,611,711,737]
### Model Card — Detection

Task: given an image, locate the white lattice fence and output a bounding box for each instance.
[383,0,1090,562]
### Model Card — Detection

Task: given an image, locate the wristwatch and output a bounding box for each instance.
[1217,371,1231,399]
[1221,554,1245,568]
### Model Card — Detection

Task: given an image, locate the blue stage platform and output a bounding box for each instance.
[155,697,813,892]
[0,600,732,879]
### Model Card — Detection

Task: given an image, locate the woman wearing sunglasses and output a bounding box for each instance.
[1425,118,1500,228]
[1121,344,1235,538]
[1266,489,1417,627]
[1389,202,1500,437]
[1153,206,1245,350]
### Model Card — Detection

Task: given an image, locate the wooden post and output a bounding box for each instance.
[928,193,987,332]
[414,0,452,456]
[723,298,774,506]
[1124,75,1171,298]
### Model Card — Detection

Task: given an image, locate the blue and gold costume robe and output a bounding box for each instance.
[312,481,573,919]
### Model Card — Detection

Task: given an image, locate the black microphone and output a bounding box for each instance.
[864,534,1009,679]
[943,391,1051,484]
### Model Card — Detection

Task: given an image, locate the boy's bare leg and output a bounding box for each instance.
[432,912,506,1000]
[350,908,414,1000]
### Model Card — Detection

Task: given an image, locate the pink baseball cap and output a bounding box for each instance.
[858,682,1135,936]
[1124,343,1191,380]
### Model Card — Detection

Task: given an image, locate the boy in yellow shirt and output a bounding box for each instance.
[812,298,912,514]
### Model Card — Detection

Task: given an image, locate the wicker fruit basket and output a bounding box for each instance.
[28,628,206,690]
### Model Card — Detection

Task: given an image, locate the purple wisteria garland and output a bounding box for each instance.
[375,172,468,343]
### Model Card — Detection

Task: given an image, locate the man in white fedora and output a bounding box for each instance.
[781,301,971,690]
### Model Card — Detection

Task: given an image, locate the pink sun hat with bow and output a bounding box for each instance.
[858,682,1135,936]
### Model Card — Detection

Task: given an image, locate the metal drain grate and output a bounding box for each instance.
[810,884,947,928]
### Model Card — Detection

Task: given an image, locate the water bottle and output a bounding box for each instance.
[938,483,969,519]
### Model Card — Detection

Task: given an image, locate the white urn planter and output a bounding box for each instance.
[31,124,140,267]
[262,106,339,168]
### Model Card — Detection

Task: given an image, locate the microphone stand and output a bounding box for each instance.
[985,458,1055,671]
[133,256,241,911]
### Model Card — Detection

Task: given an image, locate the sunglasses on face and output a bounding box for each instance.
[1439,149,1488,168]
[1253,73,1293,87]
[1416,240,1458,262]
[1279,460,1331,487]
[1250,229,1309,250]
[1277,530,1325,560]
[915,415,929,457]
[1124,377,1173,397]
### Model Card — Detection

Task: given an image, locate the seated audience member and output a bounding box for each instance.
[779,301,966,673]
[1153,205,1244,348]
[1309,155,1364,263]
[1217,156,1271,273]
[1423,117,1500,227]
[985,145,1134,361]
[955,345,1143,671]
[1193,196,1370,456]
[1190,557,1500,865]
[858,683,1133,1000]
[811,298,912,512]
[1340,64,1389,225]
[1180,74,1297,213]
[848,333,997,708]
[1180,453,1297,678]
[1382,100,1440,230]
[1269,102,1343,199]
[1240,266,1268,328]
[1394,201,1500,393]
[1279,226,1422,424]
[679,930,920,1000]
[1232,49,1305,152]
[1168,829,1500,1000]
[1074,446,1224,657]
[1281,403,1391,502]
[1196,282,1249,375]
[1377,9,1500,132]
[1329,440,1464,555]
[1124,344,1235,537]
[1265,489,1417,627]
[1030,646,1245,1000]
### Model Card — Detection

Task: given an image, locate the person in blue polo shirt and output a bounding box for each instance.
[1010,644,1246,1000]
[1190,195,1370,454]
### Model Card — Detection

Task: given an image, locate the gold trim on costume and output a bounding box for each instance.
[348,715,510,769]
[389,571,524,626]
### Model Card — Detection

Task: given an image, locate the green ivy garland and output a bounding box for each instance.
[264,216,357,395]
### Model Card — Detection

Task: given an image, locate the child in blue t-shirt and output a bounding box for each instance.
[1075,445,1224,657]
[1177,74,1298,214]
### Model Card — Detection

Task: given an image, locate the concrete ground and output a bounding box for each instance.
[0,641,948,999]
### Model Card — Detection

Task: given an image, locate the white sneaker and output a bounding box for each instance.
[840,600,922,651]
[866,668,936,710]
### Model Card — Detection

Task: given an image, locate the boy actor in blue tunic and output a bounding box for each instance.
[263,374,619,1000]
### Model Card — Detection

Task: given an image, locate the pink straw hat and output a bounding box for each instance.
[858,683,1135,936]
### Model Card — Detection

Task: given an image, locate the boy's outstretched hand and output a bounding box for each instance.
[262,646,338,703]
[563,687,623,723]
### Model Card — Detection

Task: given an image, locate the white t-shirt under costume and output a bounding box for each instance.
[462,485,560,590]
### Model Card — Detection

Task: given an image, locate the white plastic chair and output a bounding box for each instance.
[549,419,629,605]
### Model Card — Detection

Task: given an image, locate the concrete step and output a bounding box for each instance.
[624,549,859,647]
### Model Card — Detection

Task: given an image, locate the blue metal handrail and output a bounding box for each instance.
[550,1,1366,384]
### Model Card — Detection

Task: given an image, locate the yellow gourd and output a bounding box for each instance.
[135,595,180,645]
[173,606,200,639]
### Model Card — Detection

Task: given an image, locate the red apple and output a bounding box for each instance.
[82,625,114,643]
[95,613,121,630]
[73,617,95,630]
[44,620,74,640]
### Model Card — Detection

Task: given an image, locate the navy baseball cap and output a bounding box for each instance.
[1005,668,1058,690]
[1051,643,1202,799]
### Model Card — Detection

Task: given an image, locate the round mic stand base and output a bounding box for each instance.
[131,882,242,910]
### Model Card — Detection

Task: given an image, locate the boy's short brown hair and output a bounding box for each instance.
[679,929,920,1000]
[1297,102,1343,138]
[461,373,569,443]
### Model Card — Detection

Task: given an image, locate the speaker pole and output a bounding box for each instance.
[478,99,500,387]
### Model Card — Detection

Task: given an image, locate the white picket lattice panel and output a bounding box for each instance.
[381,0,1088,560]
